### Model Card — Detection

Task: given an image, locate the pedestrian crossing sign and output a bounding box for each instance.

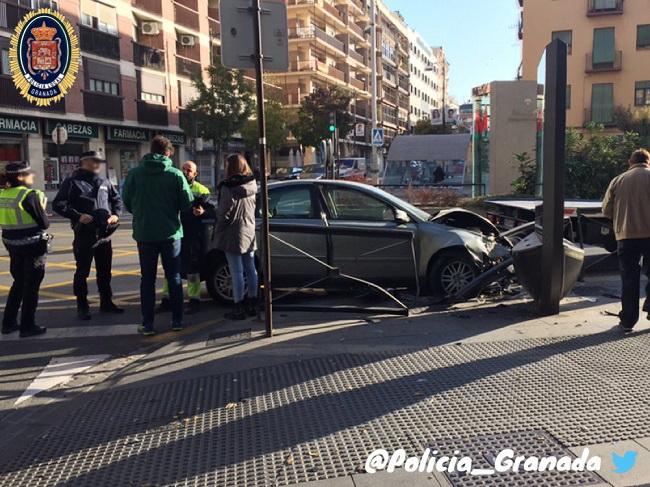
[372,128,384,146]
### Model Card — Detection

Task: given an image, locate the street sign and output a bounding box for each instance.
[52,124,68,146]
[220,0,289,71]
[355,123,365,137]
[371,128,384,146]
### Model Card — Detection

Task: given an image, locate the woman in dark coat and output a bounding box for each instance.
[215,154,259,319]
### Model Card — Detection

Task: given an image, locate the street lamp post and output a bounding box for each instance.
[369,0,378,183]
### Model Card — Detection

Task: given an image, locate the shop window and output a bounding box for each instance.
[80,0,117,35]
[635,81,650,106]
[141,91,165,104]
[89,78,119,96]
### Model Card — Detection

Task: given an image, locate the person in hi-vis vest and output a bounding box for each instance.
[0,162,50,337]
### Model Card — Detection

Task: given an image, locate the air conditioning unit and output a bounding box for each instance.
[179,35,195,46]
[140,22,160,36]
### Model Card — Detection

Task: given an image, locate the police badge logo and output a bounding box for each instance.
[9,9,80,107]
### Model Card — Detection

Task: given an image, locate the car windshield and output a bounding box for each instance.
[349,185,433,222]
[303,165,324,174]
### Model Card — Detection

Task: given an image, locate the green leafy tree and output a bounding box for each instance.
[290,86,354,149]
[565,125,641,199]
[614,105,650,145]
[511,152,537,196]
[413,118,464,135]
[241,99,289,168]
[184,63,255,175]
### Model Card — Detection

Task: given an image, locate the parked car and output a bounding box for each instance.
[204,180,512,302]
[270,167,303,180]
[299,164,325,180]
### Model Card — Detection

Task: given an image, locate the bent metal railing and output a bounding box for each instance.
[267,224,419,316]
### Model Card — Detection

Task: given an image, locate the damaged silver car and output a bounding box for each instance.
[205,180,512,302]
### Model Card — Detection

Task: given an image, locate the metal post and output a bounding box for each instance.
[369,0,378,183]
[539,39,567,316]
[251,0,273,336]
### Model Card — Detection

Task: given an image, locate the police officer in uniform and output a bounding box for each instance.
[53,151,124,320]
[158,161,213,315]
[0,162,49,337]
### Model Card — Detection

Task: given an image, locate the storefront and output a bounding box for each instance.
[105,125,149,187]
[0,114,39,173]
[43,120,100,190]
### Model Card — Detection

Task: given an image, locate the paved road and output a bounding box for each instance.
[0,219,228,413]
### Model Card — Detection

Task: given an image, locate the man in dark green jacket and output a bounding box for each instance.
[122,136,194,335]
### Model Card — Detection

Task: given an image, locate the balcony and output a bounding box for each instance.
[0,1,30,31]
[290,25,345,53]
[587,0,623,16]
[133,42,166,71]
[79,25,120,60]
[585,50,622,72]
[382,90,397,106]
[349,21,365,40]
[349,77,366,91]
[208,17,220,37]
[398,76,409,92]
[348,48,364,64]
[328,65,345,82]
[175,2,200,31]
[83,91,123,120]
[137,100,169,126]
[132,0,162,14]
[176,56,202,78]
[584,108,615,126]
[0,75,65,112]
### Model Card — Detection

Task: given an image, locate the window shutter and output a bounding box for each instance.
[138,72,165,96]
[637,25,650,48]
[593,28,615,64]
[591,84,613,124]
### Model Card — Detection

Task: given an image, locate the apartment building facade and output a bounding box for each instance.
[0,0,222,195]
[520,0,650,128]
[375,1,409,145]
[406,26,447,128]
[267,0,372,157]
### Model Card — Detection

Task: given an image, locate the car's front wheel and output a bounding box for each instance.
[429,251,479,297]
[206,255,235,303]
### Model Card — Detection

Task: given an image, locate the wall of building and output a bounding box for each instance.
[488,81,539,195]
[521,0,650,128]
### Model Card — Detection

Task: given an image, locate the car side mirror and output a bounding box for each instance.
[394,209,410,225]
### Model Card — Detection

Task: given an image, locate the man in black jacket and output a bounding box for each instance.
[53,151,124,320]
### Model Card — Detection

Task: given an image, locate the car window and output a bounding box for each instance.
[268,186,315,219]
[324,187,394,221]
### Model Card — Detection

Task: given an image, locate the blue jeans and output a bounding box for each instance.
[138,239,183,328]
[225,251,258,303]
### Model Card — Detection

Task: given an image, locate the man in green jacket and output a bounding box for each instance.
[122,136,194,335]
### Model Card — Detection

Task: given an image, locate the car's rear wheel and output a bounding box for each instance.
[207,256,235,303]
[429,251,479,297]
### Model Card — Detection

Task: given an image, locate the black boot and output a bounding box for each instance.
[100,296,124,314]
[185,299,200,315]
[245,296,258,317]
[77,299,91,321]
[20,325,47,338]
[225,301,246,320]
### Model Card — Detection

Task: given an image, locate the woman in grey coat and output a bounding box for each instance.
[216,154,258,319]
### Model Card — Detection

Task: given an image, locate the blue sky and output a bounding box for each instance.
[383,0,522,104]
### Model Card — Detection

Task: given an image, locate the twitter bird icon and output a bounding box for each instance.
[612,451,638,474]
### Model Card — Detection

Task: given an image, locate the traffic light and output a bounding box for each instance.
[328,111,336,133]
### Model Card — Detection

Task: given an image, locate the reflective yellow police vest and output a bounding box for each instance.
[190,181,210,197]
[0,187,46,231]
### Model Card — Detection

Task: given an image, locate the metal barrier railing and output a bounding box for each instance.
[268,223,419,316]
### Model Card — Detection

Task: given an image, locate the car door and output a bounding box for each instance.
[320,184,417,288]
[263,184,329,287]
